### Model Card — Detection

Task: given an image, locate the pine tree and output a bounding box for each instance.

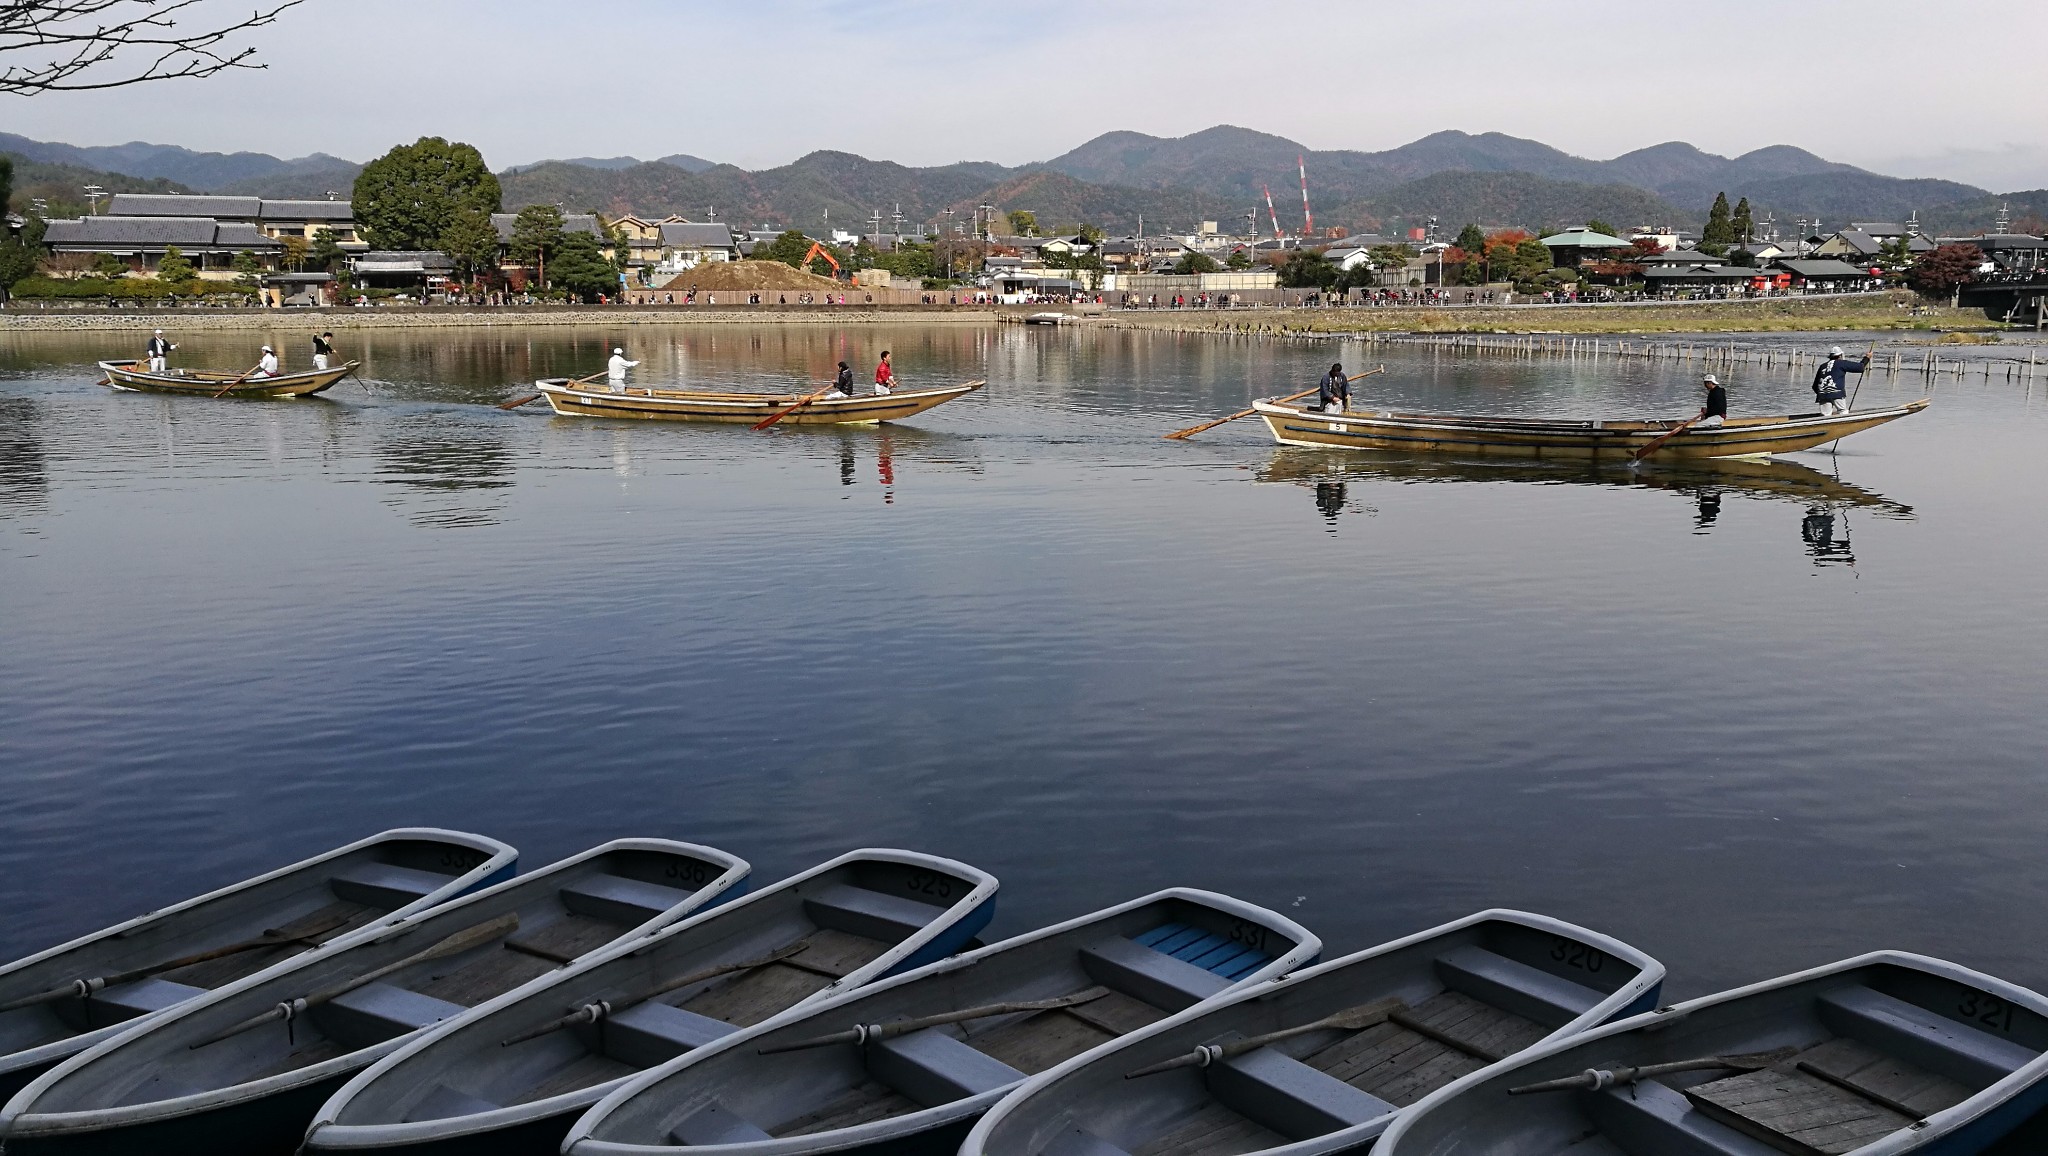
[1701,192,1733,255]
[1731,198,1754,246]
[1454,223,1486,253]
[155,245,195,283]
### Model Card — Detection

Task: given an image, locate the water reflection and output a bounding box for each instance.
[0,397,47,516]
[370,412,514,527]
[1801,505,1855,567]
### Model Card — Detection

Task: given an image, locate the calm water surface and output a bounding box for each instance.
[3,322,2046,1015]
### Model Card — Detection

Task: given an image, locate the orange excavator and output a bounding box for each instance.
[802,241,842,279]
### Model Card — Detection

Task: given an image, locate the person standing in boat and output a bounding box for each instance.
[874,351,897,396]
[1317,362,1350,413]
[824,361,855,399]
[606,347,639,393]
[1812,346,1867,416]
[311,331,336,371]
[251,344,280,378]
[146,329,176,373]
[1698,373,1727,428]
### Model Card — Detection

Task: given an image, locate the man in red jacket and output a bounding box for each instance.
[874,350,898,395]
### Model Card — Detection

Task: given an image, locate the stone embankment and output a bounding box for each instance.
[0,306,1000,333]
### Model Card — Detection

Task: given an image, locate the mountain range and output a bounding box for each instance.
[5,126,2036,239]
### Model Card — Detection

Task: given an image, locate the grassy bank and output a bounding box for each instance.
[1098,292,2000,336]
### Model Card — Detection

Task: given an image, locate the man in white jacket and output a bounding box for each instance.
[253,345,280,378]
[607,347,639,392]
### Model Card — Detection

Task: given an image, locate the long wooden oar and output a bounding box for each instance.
[0,912,356,1013]
[1125,998,1407,1078]
[210,362,267,399]
[498,369,606,411]
[498,940,811,1048]
[1507,1046,1797,1095]
[190,913,518,1049]
[1165,366,1385,440]
[757,987,1112,1055]
[1629,414,1701,464]
[751,379,846,431]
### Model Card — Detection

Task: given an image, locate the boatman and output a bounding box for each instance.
[1812,346,1868,416]
[1698,373,1727,428]
[252,345,279,378]
[874,351,897,396]
[1317,362,1350,413]
[312,331,336,371]
[607,346,639,393]
[146,329,176,373]
[825,361,854,399]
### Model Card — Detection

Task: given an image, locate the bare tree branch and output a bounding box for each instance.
[0,0,301,95]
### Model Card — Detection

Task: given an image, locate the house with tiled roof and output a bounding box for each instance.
[42,215,282,276]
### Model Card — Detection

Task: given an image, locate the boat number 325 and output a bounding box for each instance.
[1958,993,2019,1033]
[904,870,954,900]
[1550,937,1606,972]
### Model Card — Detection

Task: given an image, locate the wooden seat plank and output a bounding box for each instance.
[773,1080,920,1137]
[1687,1068,1914,1156]
[160,900,382,989]
[1795,1038,1971,1118]
[682,961,834,1027]
[1131,1100,1288,1156]
[408,946,559,1008]
[970,1010,1119,1074]
[781,929,890,979]
[1065,990,1169,1036]
[502,913,635,966]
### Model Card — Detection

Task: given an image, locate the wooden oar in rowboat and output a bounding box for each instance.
[0,911,356,1013]
[1506,1046,1797,1095]
[210,362,268,399]
[1165,366,1385,440]
[1629,414,1702,464]
[189,914,518,1048]
[496,939,812,1047]
[751,378,849,431]
[1124,997,1408,1078]
[755,987,1113,1055]
[498,369,608,410]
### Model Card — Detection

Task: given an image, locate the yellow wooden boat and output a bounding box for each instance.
[98,359,358,398]
[1252,397,1929,459]
[535,378,985,425]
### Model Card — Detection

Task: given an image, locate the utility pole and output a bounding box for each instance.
[83,184,104,215]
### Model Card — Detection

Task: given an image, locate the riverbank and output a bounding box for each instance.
[0,306,1002,333]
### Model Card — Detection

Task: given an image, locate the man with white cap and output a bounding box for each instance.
[1812,345,1868,416]
[606,346,639,392]
[1697,373,1727,428]
[252,344,279,378]
[145,329,175,373]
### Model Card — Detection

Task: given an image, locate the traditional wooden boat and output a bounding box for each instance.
[963,909,1664,1156]
[1252,398,1930,460]
[98,359,361,398]
[301,849,998,1156]
[0,839,751,1156]
[558,888,1320,1156]
[534,378,985,425]
[1374,951,2048,1156]
[0,829,516,1105]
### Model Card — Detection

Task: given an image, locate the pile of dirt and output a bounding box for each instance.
[659,261,845,293]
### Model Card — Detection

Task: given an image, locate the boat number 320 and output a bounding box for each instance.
[1550,937,1606,973]
[905,870,954,900]
[1958,993,2019,1033]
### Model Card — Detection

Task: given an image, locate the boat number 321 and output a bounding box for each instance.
[1958,993,2019,1033]
[1550,937,1606,972]
[904,870,954,900]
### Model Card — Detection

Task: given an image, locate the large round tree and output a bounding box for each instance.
[352,138,501,251]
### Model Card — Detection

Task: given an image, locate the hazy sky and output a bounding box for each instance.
[7,0,2047,189]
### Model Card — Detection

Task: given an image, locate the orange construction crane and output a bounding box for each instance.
[802,241,842,278]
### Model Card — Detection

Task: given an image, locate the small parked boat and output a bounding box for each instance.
[1374,950,2048,1156]
[1252,398,1930,459]
[0,829,516,1104]
[98,359,360,398]
[0,839,750,1156]
[534,378,985,425]
[559,888,1320,1156]
[963,909,1664,1156]
[302,849,999,1156]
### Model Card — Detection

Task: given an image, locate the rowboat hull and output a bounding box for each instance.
[1374,951,2048,1156]
[535,380,984,425]
[1254,398,1930,460]
[97,360,359,398]
[0,840,750,1156]
[559,889,1319,1156]
[0,830,516,1106]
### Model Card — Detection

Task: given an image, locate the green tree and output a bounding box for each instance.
[0,215,44,300]
[1225,248,1252,270]
[0,155,11,216]
[155,245,194,283]
[352,137,502,251]
[279,234,309,272]
[231,249,262,292]
[1731,197,1753,246]
[1583,218,1619,238]
[509,204,566,285]
[606,223,632,278]
[1700,191,1733,255]
[93,252,128,278]
[1277,250,1338,289]
[1513,238,1553,281]
[1173,250,1219,275]
[1454,223,1486,253]
[754,230,814,268]
[439,206,501,285]
[550,231,617,301]
[309,227,346,272]
[1074,222,1105,245]
[850,237,879,270]
[1005,210,1038,236]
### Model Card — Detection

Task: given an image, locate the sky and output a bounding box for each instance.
[5,0,2047,190]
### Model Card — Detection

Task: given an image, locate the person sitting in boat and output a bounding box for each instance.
[312,332,335,371]
[824,361,854,399]
[1698,373,1727,428]
[146,329,176,373]
[874,351,897,396]
[1812,346,1867,416]
[1317,363,1350,413]
[606,347,639,393]
[252,345,279,379]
